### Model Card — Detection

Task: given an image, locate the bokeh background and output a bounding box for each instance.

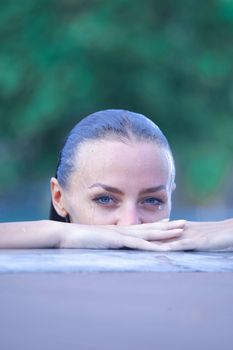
[1,0,233,221]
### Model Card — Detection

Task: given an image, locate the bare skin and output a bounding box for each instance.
[51,139,175,224]
[162,219,233,251]
[0,220,185,250]
[0,139,232,251]
[1,219,233,251]
[0,139,185,250]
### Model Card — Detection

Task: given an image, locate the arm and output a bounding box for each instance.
[161,219,233,251]
[0,221,63,249]
[0,220,185,250]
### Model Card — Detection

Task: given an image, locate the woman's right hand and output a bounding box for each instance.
[59,220,186,251]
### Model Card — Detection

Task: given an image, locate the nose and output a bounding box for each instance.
[116,205,142,225]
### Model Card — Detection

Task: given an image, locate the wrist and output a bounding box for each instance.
[58,222,86,249]
[52,221,70,248]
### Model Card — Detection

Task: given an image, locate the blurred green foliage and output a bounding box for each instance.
[0,0,233,204]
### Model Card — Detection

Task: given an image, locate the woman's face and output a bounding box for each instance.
[53,139,175,225]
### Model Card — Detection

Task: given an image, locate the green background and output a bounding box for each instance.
[1,0,233,219]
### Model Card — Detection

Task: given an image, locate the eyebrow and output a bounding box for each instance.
[88,183,166,195]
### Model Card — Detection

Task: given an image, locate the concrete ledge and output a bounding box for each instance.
[0,249,232,273]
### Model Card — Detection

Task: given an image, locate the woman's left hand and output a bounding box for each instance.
[160,219,233,251]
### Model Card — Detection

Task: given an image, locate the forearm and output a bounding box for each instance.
[0,220,65,249]
[0,219,185,250]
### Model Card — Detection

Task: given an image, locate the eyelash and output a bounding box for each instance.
[93,195,164,207]
[93,195,117,206]
[142,197,163,206]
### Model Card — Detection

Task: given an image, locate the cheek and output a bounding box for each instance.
[68,199,113,225]
[75,210,115,225]
[68,203,92,224]
[147,198,172,222]
[142,208,170,223]
[62,193,83,223]
[154,209,170,221]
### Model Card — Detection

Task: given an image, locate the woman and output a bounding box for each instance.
[0,109,232,250]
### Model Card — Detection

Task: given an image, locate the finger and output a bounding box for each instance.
[160,239,195,251]
[127,228,184,241]
[120,235,172,252]
[153,220,186,230]
[159,220,186,229]
[142,228,184,241]
[124,220,186,232]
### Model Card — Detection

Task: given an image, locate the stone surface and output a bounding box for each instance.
[0,249,232,272]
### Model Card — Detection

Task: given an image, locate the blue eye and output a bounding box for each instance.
[143,197,162,205]
[95,196,114,205]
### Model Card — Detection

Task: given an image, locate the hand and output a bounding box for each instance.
[160,219,233,251]
[115,220,186,241]
[59,220,186,251]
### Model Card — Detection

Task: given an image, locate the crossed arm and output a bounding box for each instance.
[0,219,233,251]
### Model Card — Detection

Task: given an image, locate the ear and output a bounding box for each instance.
[50,177,68,218]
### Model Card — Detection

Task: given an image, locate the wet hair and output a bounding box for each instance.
[50,109,175,222]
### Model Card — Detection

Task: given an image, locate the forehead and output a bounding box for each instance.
[69,139,173,189]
